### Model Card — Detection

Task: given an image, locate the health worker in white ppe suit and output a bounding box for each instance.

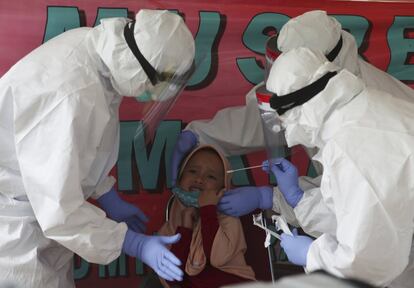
[264,47,414,287]
[171,9,414,217]
[0,9,195,288]
[169,9,414,288]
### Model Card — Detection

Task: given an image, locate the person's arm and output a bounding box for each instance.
[14,87,126,264]
[306,142,413,286]
[292,176,337,237]
[265,159,336,237]
[186,83,265,156]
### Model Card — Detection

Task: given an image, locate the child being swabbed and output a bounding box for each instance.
[158,145,256,288]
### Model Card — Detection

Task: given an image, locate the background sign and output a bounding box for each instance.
[1,0,414,286]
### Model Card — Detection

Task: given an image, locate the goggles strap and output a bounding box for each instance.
[123,20,158,85]
[270,71,337,115]
[326,35,343,62]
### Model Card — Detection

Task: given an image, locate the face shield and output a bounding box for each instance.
[266,47,341,151]
[255,84,290,160]
[264,35,279,83]
[123,19,196,146]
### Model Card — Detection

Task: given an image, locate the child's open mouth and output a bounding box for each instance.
[189,186,202,193]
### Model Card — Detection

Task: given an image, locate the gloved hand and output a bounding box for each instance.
[217,186,273,217]
[262,158,304,208]
[280,228,313,266]
[171,130,198,186]
[98,187,149,233]
[122,230,183,281]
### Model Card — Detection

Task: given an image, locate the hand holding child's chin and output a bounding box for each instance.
[198,189,225,207]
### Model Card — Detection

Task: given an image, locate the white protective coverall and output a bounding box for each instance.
[267,47,414,287]
[186,10,414,158]
[185,10,414,287]
[0,10,194,288]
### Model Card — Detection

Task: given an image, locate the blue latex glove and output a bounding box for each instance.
[98,187,149,233]
[280,228,313,266]
[217,186,273,217]
[171,130,198,186]
[122,230,183,281]
[262,158,304,208]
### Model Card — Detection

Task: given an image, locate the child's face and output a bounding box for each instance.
[178,149,225,193]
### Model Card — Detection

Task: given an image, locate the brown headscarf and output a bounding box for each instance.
[158,145,255,286]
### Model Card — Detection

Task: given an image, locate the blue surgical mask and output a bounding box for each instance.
[171,186,200,208]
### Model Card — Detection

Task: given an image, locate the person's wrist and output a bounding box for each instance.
[258,186,273,209]
[97,187,120,210]
[122,229,139,256]
[289,187,304,208]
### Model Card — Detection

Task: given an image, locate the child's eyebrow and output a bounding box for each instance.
[185,164,201,169]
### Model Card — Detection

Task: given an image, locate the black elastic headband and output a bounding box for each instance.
[326,35,343,62]
[123,20,158,85]
[270,71,337,115]
[270,33,342,62]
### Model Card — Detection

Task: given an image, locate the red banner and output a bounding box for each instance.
[1,0,414,286]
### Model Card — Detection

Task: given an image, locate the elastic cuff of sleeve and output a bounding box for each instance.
[91,176,116,200]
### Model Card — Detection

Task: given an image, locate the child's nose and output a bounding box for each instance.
[194,174,204,184]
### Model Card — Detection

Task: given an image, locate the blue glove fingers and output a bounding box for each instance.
[217,199,238,216]
[262,158,285,172]
[157,264,181,282]
[217,195,232,206]
[218,206,238,216]
[291,228,299,236]
[162,247,182,267]
[217,197,232,209]
[155,267,174,282]
[162,253,184,279]
[159,234,181,246]
[155,250,182,281]
[218,201,242,216]
[218,190,241,205]
[261,160,270,173]
[276,158,294,172]
[270,163,283,177]
[219,186,262,216]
